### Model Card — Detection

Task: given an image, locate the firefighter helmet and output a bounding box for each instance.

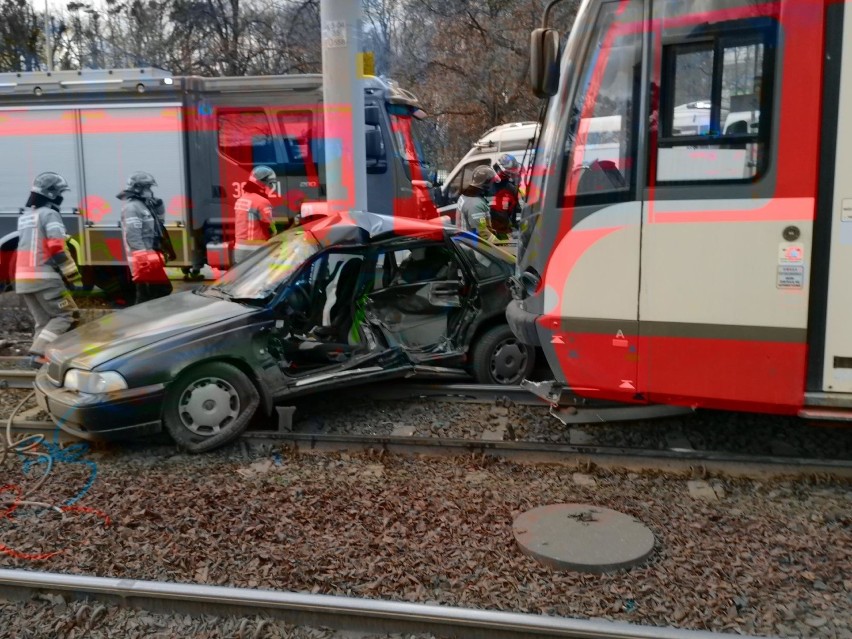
[31,172,70,201]
[469,165,497,189]
[249,165,277,189]
[126,171,158,193]
[496,153,521,177]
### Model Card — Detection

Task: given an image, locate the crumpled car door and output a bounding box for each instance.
[268,330,415,400]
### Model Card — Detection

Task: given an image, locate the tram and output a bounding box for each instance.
[508,0,852,419]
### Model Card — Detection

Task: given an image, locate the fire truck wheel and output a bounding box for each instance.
[471,323,535,386]
[163,361,260,453]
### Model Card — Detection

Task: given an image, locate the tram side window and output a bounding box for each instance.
[657,32,772,183]
[560,1,642,206]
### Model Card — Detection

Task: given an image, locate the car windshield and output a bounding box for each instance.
[203,228,320,301]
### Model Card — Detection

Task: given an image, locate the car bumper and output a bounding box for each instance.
[34,368,166,441]
[506,299,543,347]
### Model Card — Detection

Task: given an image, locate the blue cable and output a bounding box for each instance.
[19,424,98,506]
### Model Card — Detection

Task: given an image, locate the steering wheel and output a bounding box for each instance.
[282,280,313,322]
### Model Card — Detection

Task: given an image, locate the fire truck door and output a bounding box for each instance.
[79,105,188,265]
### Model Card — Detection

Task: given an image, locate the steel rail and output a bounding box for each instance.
[0,569,745,639]
[243,431,852,479]
[0,368,36,389]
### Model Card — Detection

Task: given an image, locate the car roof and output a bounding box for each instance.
[302,210,450,248]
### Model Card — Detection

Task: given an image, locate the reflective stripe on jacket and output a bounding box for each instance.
[15,206,66,293]
[234,192,274,250]
[457,194,496,241]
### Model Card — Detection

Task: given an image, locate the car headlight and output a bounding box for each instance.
[63,369,128,394]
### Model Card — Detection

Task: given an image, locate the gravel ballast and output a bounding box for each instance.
[2,432,850,638]
[2,285,851,638]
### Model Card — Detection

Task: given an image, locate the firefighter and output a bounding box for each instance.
[233,166,278,265]
[456,165,499,242]
[15,172,81,365]
[119,171,174,305]
[491,153,522,237]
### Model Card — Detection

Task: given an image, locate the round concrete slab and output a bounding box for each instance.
[513,503,655,573]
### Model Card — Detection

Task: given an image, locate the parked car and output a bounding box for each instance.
[34,211,535,452]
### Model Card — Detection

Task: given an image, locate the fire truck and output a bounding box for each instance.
[508,0,852,419]
[0,68,437,292]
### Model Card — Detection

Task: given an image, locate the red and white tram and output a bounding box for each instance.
[508,0,852,419]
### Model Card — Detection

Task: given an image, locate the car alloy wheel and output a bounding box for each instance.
[163,361,260,453]
[489,337,528,385]
[471,323,536,386]
[178,376,240,436]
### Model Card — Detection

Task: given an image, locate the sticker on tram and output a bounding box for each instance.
[778,244,804,264]
[777,265,805,289]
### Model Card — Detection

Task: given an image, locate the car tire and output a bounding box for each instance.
[163,361,260,453]
[471,323,535,385]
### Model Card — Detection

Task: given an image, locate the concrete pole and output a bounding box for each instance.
[320,0,367,214]
[44,0,53,71]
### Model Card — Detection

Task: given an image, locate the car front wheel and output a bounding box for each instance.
[471,324,535,385]
[163,361,260,453]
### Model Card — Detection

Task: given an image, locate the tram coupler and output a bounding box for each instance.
[521,379,566,407]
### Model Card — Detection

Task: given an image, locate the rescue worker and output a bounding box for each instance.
[119,171,174,305]
[15,172,81,365]
[233,165,277,265]
[456,165,499,242]
[491,153,522,237]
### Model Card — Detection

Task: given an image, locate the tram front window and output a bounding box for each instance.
[561,1,642,204]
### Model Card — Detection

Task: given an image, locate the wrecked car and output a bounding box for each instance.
[34,211,535,452]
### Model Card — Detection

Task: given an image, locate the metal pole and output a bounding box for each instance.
[44,0,53,71]
[320,0,367,214]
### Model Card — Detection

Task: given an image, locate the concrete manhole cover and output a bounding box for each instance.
[513,503,655,573]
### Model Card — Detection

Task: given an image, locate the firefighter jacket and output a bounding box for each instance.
[457,191,497,242]
[15,205,79,294]
[234,191,274,251]
[491,178,519,233]
[121,196,166,281]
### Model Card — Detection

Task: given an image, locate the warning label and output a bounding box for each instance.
[777,264,804,289]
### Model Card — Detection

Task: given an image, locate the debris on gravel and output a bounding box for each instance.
[1,431,850,638]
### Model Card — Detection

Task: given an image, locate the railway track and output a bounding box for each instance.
[0,363,37,389]
[242,430,852,479]
[3,360,850,477]
[0,568,735,639]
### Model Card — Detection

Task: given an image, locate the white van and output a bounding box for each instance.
[437,121,539,214]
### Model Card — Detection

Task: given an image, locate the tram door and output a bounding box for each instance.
[822,5,852,394]
[638,0,824,411]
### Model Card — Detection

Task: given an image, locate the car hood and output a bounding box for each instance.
[47,291,257,371]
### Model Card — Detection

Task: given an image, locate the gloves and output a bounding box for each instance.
[51,250,81,289]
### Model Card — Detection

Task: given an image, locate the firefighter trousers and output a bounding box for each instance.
[21,283,79,356]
